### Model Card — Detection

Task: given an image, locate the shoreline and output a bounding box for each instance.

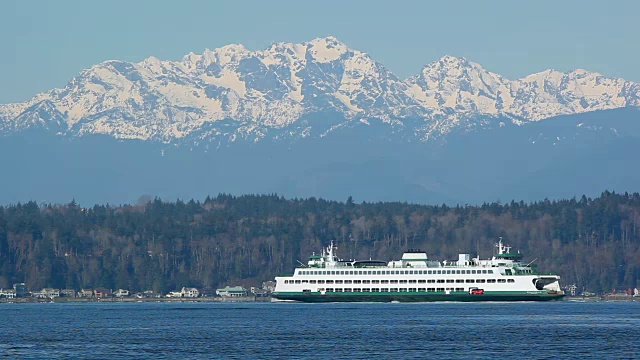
[0,296,271,304]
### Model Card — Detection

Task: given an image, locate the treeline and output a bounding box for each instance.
[0,191,639,293]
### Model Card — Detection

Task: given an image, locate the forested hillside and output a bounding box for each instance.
[0,191,639,293]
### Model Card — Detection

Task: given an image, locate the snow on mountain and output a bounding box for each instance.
[2,37,640,143]
[406,56,640,122]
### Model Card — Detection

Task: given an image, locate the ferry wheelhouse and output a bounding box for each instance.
[272,239,564,302]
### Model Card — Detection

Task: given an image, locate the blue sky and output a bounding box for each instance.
[1,0,638,103]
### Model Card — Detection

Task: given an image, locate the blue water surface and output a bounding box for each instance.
[0,301,638,359]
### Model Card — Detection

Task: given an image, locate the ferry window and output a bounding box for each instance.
[349,271,354,275]
[389,280,398,284]
[371,288,379,292]
[498,279,506,283]
[295,280,301,284]
[386,271,391,275]
[472,270,477,274]
[372,280,380,284]
[380,288,389,292]
[427,288,435,292]
[482,270,487,274]
[334,289,342,292]
[507,279,515,283]
[408,288,416,292]
[317,280,325,284]
[381,280,389,284]
[390,288,398,292]
[418,280,426,284]
[367,271,372,275]
[455,288,464,291]
[465,279,475,283]
[466,270,471,274]
[399,280,407,284]
[446,279,454,283]
[409,280,417,284]
[418,288,426,292]
[310,280,316,284]
[353,280,362,284]
[335,280,343,284]
[456,279,464,283]
[302,280,308,284]
[326,280,334,284]
[284,280,289,284]
[344,280,352,284]
[437,270,442,275]
[487,279,496,283]
[428,270,433,274]
[362,280,370,284]
[344,288,352,292]
[427,279,435,283]
[476,279,485,283]
[437,288,445,292]
[409,271,414,274]
[488,270,493,274]
[437,279,444,283]
[362,288,370,292]
[353,288,361,292]
[399,288,407,292]
[326,288,333,292]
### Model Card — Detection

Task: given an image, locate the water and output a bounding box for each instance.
[0,301,639,359]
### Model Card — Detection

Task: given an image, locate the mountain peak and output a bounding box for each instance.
[437,55,468,65]
[307,36,350,63]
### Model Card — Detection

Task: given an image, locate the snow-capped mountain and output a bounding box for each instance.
[1,36,639,144]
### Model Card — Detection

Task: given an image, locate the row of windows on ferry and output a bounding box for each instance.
[284,278,515,284]
[298,269,495,276]
[307,288,481,293]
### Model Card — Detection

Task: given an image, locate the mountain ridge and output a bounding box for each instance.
[1,36,639,144]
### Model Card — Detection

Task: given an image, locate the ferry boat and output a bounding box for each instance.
[272,239,564,302]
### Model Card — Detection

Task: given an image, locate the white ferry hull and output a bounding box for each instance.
[272,291,564,303]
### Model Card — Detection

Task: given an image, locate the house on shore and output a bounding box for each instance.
[181,287,199,298]
[114,289,130,298]
[13,283,28,297]
[79,289,94,298]
[0,289,16,299]
[166,287,200,298]
[33,288,60,299]
[216,286,248,298]
[94,288,112,298]
[61,289,76,298]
